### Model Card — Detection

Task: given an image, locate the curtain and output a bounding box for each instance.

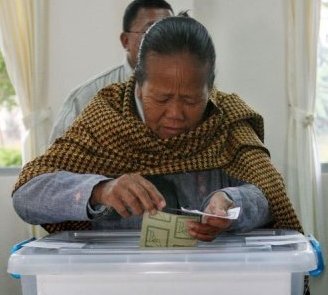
[287,0,324,238]
[0,0,49,238]
[0,0,50,163]
[286,0,326,290]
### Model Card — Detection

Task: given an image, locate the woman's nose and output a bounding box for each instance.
[165,99,184,120]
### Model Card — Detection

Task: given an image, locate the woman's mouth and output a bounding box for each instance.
[162,126,185,137]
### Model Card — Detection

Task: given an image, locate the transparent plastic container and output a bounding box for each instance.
[8,229,318,295]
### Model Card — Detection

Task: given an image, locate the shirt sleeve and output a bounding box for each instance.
[12,171,110,225]
[201,183,272,232]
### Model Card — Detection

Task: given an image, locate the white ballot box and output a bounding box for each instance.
[8,230,321,295]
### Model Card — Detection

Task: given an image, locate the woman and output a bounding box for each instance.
[12,16,302,241]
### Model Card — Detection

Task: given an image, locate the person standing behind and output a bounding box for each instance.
[49,0,173,143]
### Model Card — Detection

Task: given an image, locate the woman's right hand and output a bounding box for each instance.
[90,173,166,218]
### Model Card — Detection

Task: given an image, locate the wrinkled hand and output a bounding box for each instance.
[90,174,166,218]
[187,192,235,242]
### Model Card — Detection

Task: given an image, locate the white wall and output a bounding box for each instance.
[195,0,288,177]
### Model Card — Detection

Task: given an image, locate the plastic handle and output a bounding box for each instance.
[307,235,324,277]
[10,237,35,279]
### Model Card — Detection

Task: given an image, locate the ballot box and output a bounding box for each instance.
[8,229,321,295]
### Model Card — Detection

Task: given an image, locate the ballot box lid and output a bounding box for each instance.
[8,229,318,275]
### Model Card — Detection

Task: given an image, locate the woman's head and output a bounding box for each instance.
[135,16,216,89]
[135,16,216,139]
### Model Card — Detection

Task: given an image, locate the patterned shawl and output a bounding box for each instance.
[14,76,302,234]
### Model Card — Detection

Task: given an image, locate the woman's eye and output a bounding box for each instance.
[155,96,169,102]
[184,98,200,105]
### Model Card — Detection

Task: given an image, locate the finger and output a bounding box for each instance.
[135,174,166,210]
[188,228,216,242]
[121,191,144,215]
[187,221,219,235]
[118,174,155,213]
[126,179,157,214]
[202,213,227,225]
[131,174,166,210]
[205,217,232,230]
[110,198,131,218]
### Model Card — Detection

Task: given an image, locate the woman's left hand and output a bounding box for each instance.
[187,192,235,242]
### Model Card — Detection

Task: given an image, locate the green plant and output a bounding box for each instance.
[0,147,22,167]
[0,50,16,110]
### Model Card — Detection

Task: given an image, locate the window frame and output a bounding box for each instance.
[0,167,21,176]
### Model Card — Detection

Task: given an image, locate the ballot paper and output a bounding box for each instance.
[139,211,200,248]
[180,206,241,220]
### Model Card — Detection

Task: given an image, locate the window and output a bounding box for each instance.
[316,0,328,169]
[0,50,23,168]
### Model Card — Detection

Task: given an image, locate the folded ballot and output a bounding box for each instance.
[140,211,200,248]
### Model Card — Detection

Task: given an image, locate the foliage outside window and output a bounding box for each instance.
[0,50,23,167]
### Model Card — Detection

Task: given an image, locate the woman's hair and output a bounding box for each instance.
[135,16,216,88]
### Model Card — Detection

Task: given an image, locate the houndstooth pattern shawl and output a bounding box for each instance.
[14,77,302,234]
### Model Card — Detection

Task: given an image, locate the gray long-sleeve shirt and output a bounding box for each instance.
[12,169,272,232]
[49,59,133,144]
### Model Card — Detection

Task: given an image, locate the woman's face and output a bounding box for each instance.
[136,52,210,139]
